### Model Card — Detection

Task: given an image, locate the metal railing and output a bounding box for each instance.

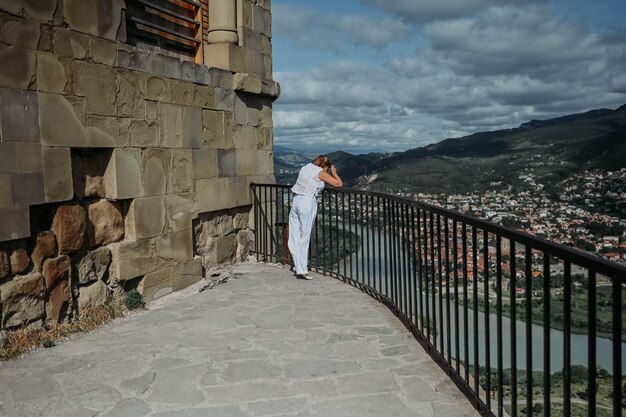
[251,183,626,417]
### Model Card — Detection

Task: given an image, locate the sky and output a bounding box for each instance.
[270,0,626,154]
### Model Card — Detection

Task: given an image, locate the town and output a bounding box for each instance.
[394,168,626,265]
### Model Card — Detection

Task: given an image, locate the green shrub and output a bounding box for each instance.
[124,289,145,310]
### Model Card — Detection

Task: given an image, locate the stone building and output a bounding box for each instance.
[0,0,278,330]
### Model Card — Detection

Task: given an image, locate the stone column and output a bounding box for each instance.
[207,0,239,44]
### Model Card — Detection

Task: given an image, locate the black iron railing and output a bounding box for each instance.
[251,183,626,417]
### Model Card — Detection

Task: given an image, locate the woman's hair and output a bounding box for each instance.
[312,155,332,168]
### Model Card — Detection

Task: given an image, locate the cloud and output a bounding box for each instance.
[273,4,412,50]
[273,3,626,153]
[360,0,544,21]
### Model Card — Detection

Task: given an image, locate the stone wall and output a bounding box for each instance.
[0,0,277,330]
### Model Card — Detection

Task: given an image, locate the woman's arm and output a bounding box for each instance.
[319,165,343,187]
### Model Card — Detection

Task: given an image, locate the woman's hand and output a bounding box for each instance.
[319,165,343,187]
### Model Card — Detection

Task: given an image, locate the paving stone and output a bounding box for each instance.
[0,264,481,417]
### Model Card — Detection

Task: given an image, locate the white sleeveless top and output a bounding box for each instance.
[291,163,324,197]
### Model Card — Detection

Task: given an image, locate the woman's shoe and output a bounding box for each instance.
[297,274,313,280]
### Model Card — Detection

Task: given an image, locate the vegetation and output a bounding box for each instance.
[0,298,125,362]
[124,288,145,310]
[469,364,622,417]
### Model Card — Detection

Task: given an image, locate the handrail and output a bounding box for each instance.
[251,183,625,417]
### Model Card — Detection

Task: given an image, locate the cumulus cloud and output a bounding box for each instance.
[273,4,411,50]
[360,0,544,20]
[273,2,626,153]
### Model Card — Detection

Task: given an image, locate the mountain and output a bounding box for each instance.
[353,105,626,194]
[274,105,626,195]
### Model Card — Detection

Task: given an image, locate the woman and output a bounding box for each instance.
[288,155,343,280]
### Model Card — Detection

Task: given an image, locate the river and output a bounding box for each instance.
[335,226,626,374]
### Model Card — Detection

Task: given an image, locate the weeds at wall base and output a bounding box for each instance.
[0,297,129,362]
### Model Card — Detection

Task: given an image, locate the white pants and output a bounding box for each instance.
[288,195,317,275]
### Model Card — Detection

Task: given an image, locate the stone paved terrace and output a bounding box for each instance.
[0,263,480,417]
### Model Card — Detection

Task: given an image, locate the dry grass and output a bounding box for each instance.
[0,297,126,362]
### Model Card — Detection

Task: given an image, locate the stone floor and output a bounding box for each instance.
[0,262,481,417]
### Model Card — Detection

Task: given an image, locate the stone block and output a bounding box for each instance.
[236,228,254,262]
[235,150,255,177]
[117,69,145,118]
[148,52,181,80]
[42,147,73,203]
[218,149,236,177]
[3,18,40,49]
[241,27,261,52]
[192,149,218,179]
[89,36,116,65]
[42,255,71,323]
[86,199,124,247]
[0,249,9,279]
[52,27,89,59]
[141,148,170,196]
[77,247,111,284]
[38,23,53,52]
[0,0,22,15]
[146,76,171,102]
[240,1,253,28]
[257,126,273,149]
[182,106,203,148]
[261,35,271,56]
[129,119,158,148]
[71,148,111,199]
[0,207,30,242]
[192,85,215,109]
[77,279,110,312]
[170,149,192,193]
[0,273,45,329]
[36,52,68,94]
[233,126,257,150]
[159,103,182,148]
[51,203,86,254]
[12,172,44,206]
[15,142,42,173]
[0,175,12,208]
[199,212,234,237]
[125,195,166,240]
[261,79,280,99]
[138,267,173,302]
[198,235,236,269]
[0,45,36,90]
[204,43,243,73]
[24,0,57,22]
[0,143,16,174]
[10,246,30,274]
[109,238,157,282]
[181,60,195,82]
[233,94,248,125]
[214,87,235,111]
[39,92,87,147]
[233,210,250,231]
[202,110,233,149]
[156,230,193,262]
[145,100,158,122]
[62,0,124,41]
[74,61,117,116]
[0,88,39,142]
[171,80,194,106]
[86,115,129,147]
[234,73,262,94]
[207,68,234,90]
[253,5,266,33]
[260,105,273,127]
[263,54,272,80]
[196,176,249,213]
[103,148,142,199]
[31,231,57,272]
[166,193,197,233]
[172,258,202,291]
